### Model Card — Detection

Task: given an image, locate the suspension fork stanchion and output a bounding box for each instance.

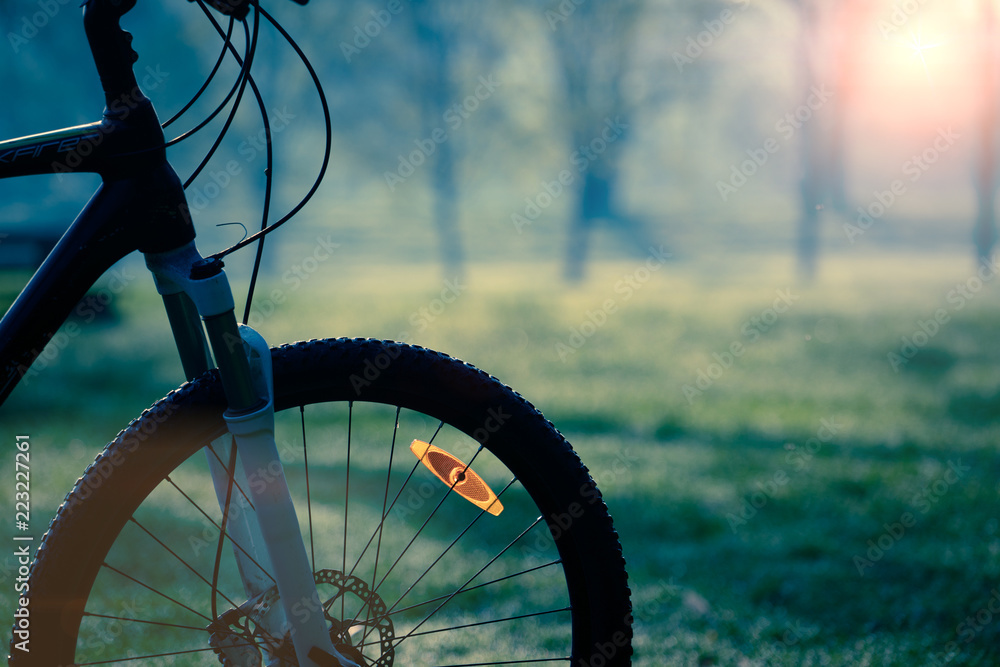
[161,291,213,381]
[162,290,282,625]
[146,243,358,667]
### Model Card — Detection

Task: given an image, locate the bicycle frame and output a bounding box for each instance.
[0,120,194,403]
[0,1,357,665]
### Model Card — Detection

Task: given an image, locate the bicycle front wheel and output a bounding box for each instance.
[12,338,632,666]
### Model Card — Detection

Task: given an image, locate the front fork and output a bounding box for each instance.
[145,242,357,667]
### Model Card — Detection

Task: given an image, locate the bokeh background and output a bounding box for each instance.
[3,0,1000,664]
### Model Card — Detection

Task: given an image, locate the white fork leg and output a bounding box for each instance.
[224,325,359,667]
[147,244,357,666]
[206,434,275,598]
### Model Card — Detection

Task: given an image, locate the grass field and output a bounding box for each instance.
[2,250,1000,665]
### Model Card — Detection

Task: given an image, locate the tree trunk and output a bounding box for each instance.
[975,0,998,265]
[564,171,609,282]
[796,1,820,280]
[412,0,464,279]
[430,133,463,278]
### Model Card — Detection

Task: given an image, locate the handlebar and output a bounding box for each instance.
[70,0,327,260]
[78,0,304,170]
[82,0,306,110]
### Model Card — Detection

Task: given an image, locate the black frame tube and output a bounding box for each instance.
[0,0,203,407]
[0,163,195,405]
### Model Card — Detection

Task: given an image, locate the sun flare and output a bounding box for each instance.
[855,4,983,135]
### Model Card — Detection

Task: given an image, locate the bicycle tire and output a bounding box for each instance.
[10,338,632,666]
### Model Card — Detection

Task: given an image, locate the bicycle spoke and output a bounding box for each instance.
[371,445,493,591]
[377,516,547,660]
[302,405,316,572]
[342,401,353,624]
[375,476,519,619]
[405,607,572,638]
[165,473,276,587]
[74,645,236,664]
[77,403,576,665]
[205,438,256,513]
[340,419,485,634]
[127,517,246,613]
[81,612,209,633]
[343,416,447,582]
[366,407,403,642]
[357,489,556,653]
[36,346,623,665]
[385,560,564,618]
[100,563,211,624]
[123,515,289,654]
[345,454,422,578]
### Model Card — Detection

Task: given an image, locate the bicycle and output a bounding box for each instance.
[3,0,632,664]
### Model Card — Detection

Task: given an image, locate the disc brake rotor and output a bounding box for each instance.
[208,569,394,667]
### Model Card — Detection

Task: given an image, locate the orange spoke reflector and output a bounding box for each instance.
[410,440,503,516]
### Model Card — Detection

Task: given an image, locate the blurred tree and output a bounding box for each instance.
[791,0,864,280]
[409,0,463,278]
[298,0,510,278]
[541,0,656,282]
[974,0,999,265]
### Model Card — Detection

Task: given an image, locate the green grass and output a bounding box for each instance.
[3,251,1000,665]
